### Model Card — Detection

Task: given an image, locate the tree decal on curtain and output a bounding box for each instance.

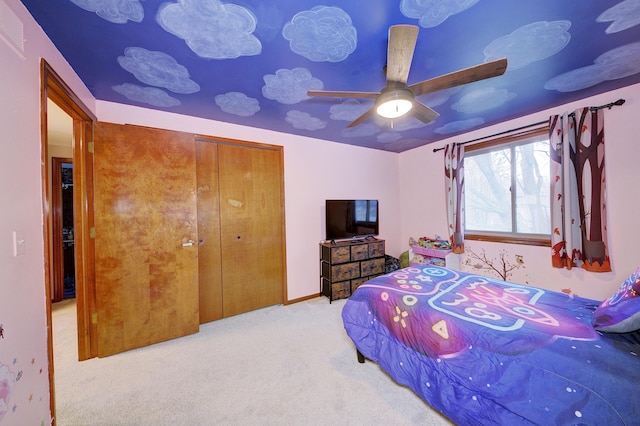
[549,108,611,272]
[444,143,464,254]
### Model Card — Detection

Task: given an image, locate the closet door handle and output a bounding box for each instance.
[181,239,195,247]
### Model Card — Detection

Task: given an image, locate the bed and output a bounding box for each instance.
[341,265,640,425]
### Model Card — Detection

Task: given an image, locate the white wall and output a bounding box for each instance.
[96,102,402,301]
[399,83,640,301]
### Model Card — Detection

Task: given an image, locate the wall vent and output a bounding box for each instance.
[0,0,25,57]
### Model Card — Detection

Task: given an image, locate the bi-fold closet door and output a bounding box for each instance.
[93,122,285,357]
[196,138,286,323]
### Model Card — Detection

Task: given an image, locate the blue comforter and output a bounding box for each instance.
[342,266,640,425]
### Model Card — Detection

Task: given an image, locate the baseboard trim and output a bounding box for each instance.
[285,293,321,305]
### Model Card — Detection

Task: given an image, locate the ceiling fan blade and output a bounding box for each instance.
[346,107,376,128]
[409,57,508,97]
[411,101,440,124]
[386,24,419,85]
[307,90,379,99]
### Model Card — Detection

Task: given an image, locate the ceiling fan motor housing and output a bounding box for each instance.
[376,88,414,118]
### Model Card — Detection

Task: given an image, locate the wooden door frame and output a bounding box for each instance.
[51,157,73,302]
[41,60,97,422]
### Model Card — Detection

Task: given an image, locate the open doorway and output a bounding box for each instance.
[48,99,75,302]
[42,60,97,421]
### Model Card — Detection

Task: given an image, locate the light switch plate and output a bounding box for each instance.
[13,231,25,256]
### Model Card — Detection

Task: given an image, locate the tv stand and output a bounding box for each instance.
[320,239,385,302]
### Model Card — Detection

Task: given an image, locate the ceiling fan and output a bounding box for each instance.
[307,25,508,128]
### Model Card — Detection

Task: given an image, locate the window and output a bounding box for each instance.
[464,127,550,246]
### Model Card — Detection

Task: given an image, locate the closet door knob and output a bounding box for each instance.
[181,239,195,247]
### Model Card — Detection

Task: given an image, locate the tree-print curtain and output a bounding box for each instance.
[444,143,465,254]
[549,108,611,272]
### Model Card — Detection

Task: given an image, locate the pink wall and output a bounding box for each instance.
[399,83,640,301]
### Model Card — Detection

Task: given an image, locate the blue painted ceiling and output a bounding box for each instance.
[21,0,640,152]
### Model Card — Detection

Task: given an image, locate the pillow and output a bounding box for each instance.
[592,267,640,333]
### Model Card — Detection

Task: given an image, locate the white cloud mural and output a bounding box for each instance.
[329,100,372,121]
[282,6,357,62]
[545,41,640,92]
[117,47,200,94]
[435,118,485,135]
[452,87,517,114]
[70,0,143,23]
[400,0,479,28]
[597,0,640,34]
[286,110,326,130]
[112,83,181,107]
[156,0,261,59]
[262,68,323,104]
[215,92,260,117]
[484,21,571,70]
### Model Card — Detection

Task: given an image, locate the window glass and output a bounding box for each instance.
[464,128,550,245]
[515,141,550,234]
[465,147,512,232]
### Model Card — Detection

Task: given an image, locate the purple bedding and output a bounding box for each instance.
[342,265,640,425]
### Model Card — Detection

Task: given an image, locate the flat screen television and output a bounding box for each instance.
[325,199,379,241]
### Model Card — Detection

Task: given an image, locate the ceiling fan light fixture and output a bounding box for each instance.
[376,90,413,119]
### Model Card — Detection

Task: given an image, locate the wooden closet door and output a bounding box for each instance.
[218,143,285,316]
[93,122,199,357]
[196,141,223,323]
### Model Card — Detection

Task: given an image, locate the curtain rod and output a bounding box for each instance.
[432,98,625,153]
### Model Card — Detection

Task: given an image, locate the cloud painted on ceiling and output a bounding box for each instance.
[262,67,322,104]
[112,83,181,107]
[215,92,261,117]
[484,21,572,70]
[545,42,640,92]
[282,6,357,62]
[399,0,480,28]
[597,0,640,33]
[157,0,262,59]
[117,47,200,93]
[70,0,144,23]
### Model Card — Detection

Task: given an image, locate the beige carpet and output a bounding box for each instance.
[52,296,452,425]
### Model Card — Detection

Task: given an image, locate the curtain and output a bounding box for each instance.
[549,108,611,272]
[444,143,464,254]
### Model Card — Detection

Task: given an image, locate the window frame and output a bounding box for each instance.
[464,126,551,247]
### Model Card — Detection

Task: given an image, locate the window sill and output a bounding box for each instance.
[465,233,551,247]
